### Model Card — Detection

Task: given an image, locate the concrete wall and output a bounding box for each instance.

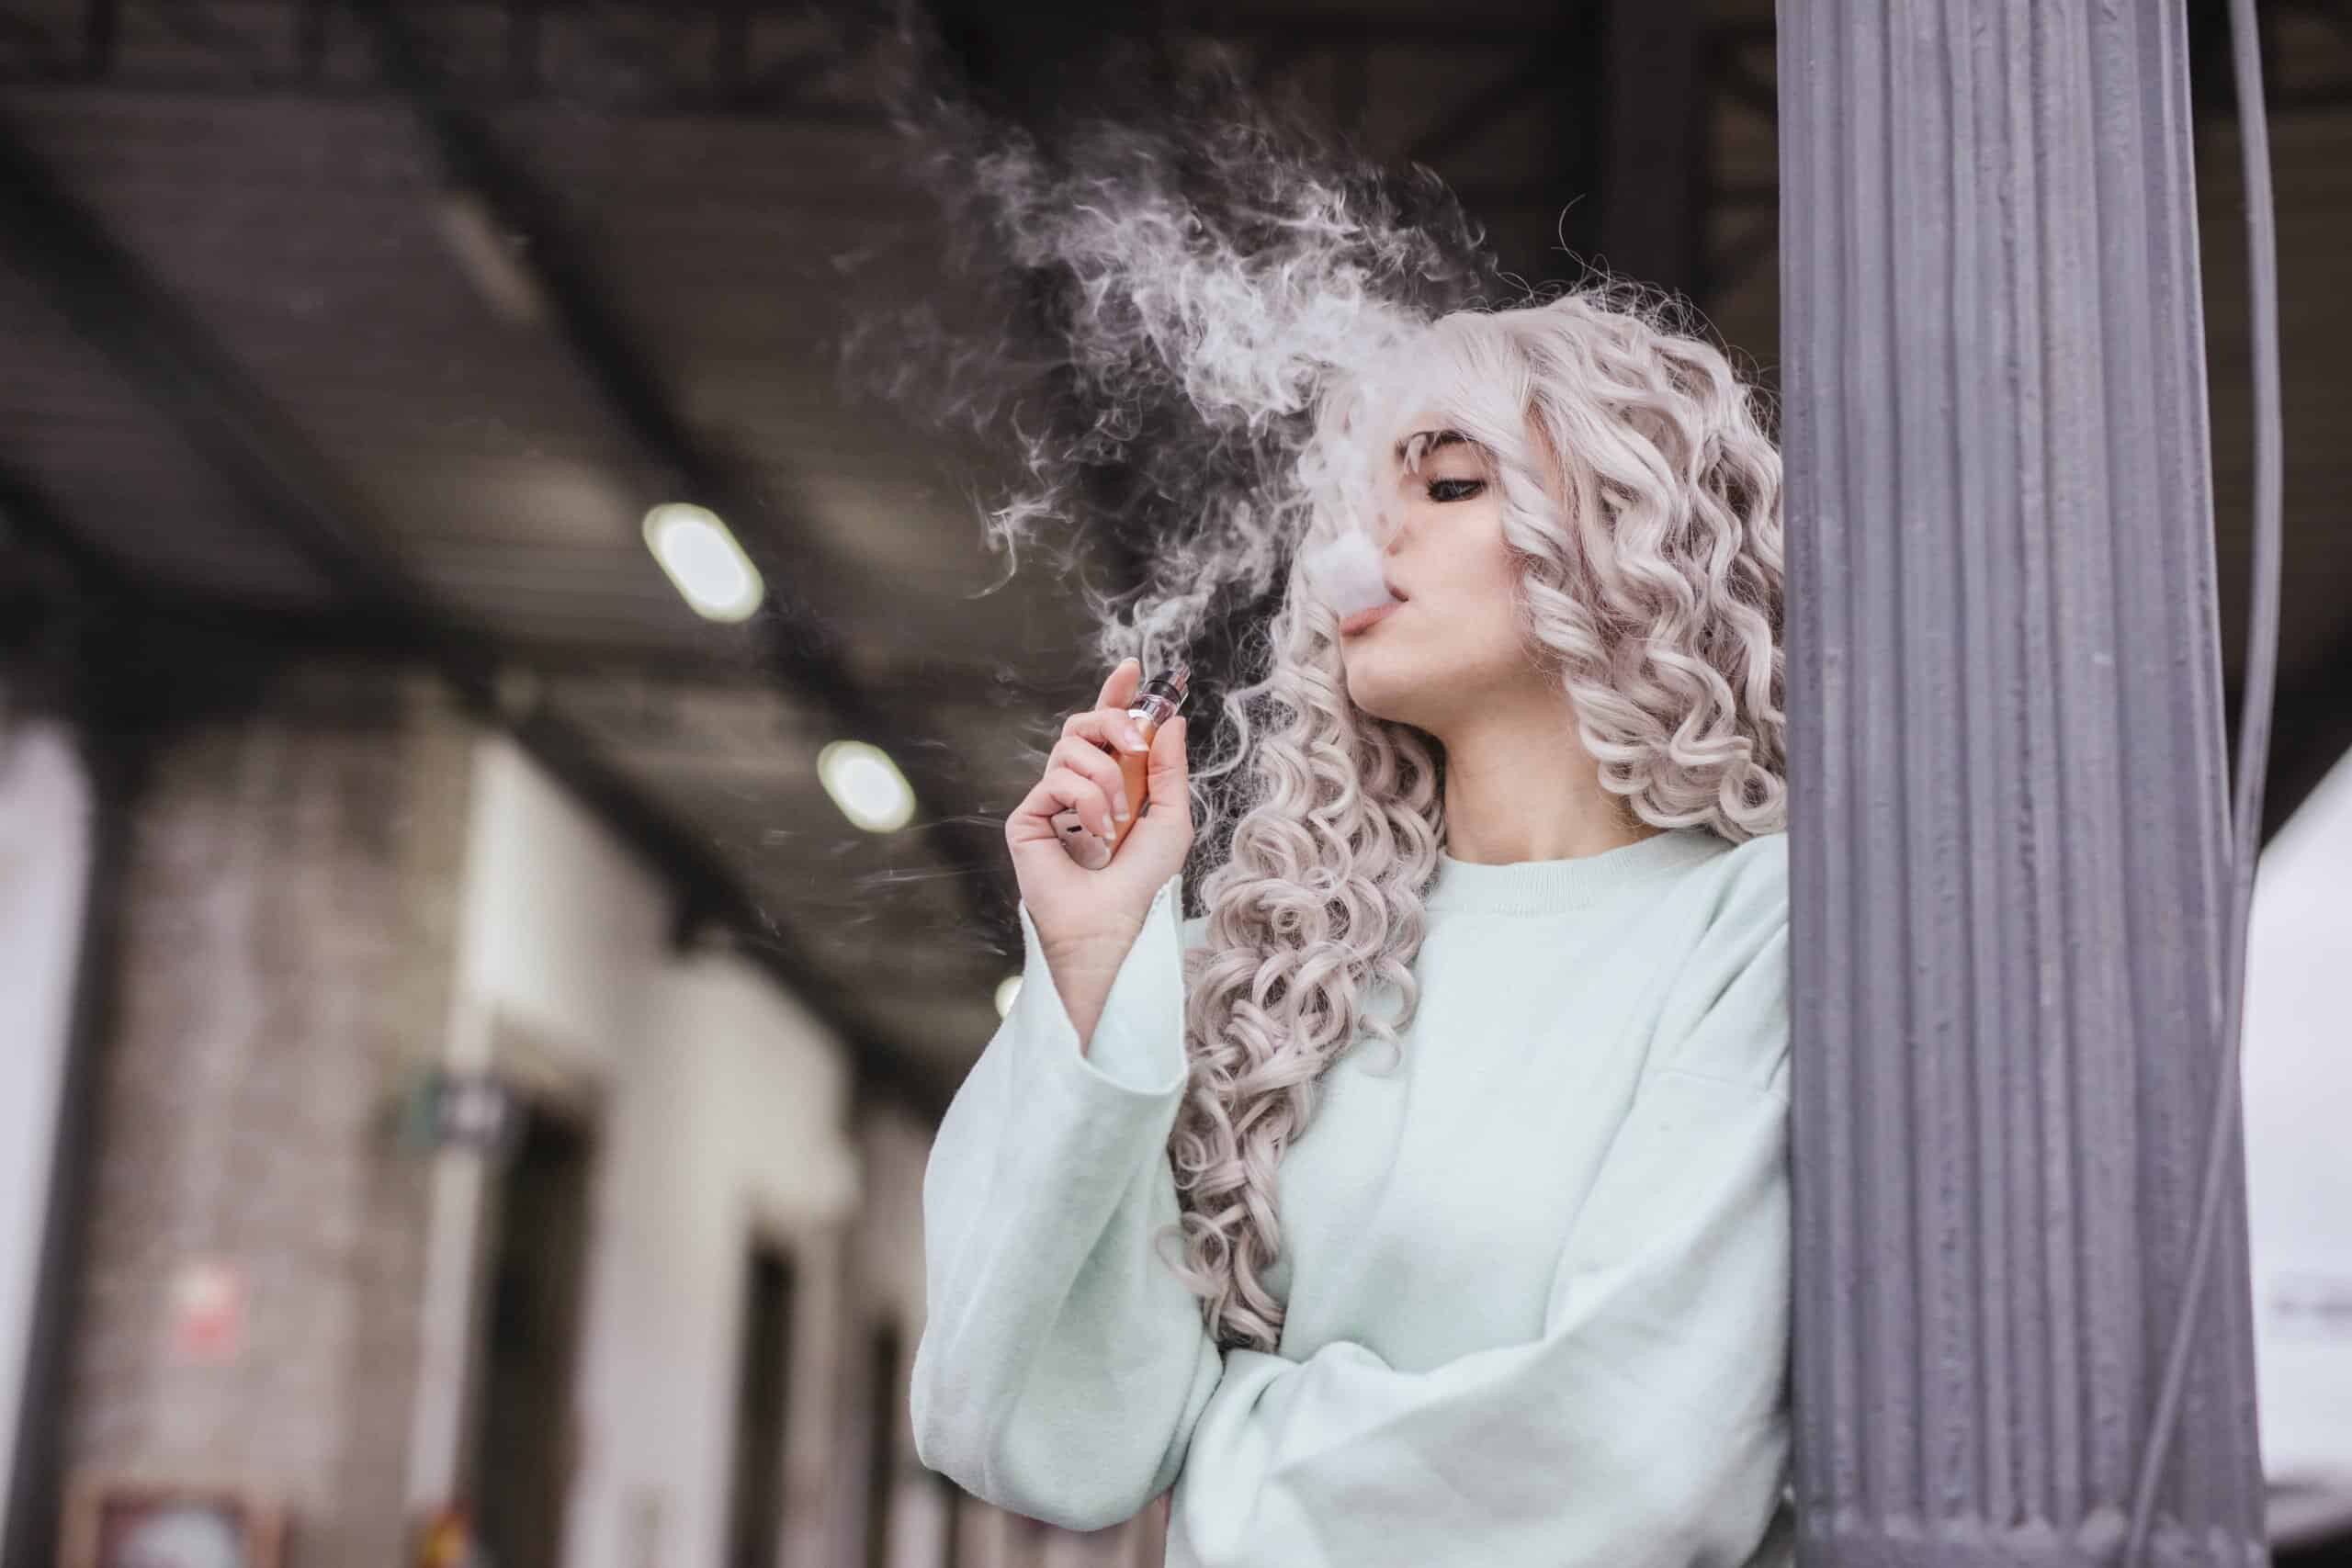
[401,731,682,1513]
[433,732,866,1568]
[563,950,862,1568]
[454,735,674,1078]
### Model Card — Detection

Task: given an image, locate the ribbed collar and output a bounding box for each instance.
[1423,826,1724,915]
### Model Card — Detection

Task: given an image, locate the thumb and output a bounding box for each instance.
[1144,713,1189,815]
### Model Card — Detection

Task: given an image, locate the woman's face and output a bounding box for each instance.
[1339,412,1544,735]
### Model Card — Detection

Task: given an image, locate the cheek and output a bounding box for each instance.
[1433,501,1519,605]
[1434,511,1531,662]
[1386,523,1522,655]
[1376,505,1504,622]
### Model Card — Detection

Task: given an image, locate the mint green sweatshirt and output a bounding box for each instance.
[910,826,1795,1567]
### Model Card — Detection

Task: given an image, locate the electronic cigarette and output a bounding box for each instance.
[1052,663,1190,869]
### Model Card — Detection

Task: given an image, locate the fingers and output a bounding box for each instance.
[1145,712,1189,807]
[1012,766,1109,842]
[1037,765,1118,840]
[1008,661,1163,851]
[1049,734,1130,823]
[1061,705,1150,755]
[1095,656,1143,713]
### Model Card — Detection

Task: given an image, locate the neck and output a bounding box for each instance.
[1432,691,1659,864]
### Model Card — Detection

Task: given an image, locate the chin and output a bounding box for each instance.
[1341,658,1422,729]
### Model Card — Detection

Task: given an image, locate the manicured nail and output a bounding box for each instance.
[1124,724,1148,751]
[1114,790,1131,820]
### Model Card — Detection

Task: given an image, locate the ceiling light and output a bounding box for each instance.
[643,502,763,622]
[817,739,915,833]
[995,975,1022,1019]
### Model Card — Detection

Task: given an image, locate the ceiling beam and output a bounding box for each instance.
[0,110,960,1122]
[347,0,1019,954]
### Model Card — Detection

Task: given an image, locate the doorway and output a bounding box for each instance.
[471,1103,595,1568]
[864,1321,902,1568]
[726,1239,797,1568]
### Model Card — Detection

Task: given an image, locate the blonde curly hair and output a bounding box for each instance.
[1154,284,1788,1353]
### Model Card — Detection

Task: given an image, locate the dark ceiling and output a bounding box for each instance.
[3,0,2348,1120]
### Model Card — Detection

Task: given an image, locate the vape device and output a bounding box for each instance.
[1052,663,1191,869]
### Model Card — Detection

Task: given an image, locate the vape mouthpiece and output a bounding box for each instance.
[1300,529,1398,620]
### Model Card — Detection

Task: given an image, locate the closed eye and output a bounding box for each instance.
[1427,478,1486,502]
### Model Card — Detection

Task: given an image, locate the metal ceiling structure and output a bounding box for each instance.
[2,0,2348,1122]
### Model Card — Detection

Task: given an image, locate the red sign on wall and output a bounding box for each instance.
[167,1258,244,1365]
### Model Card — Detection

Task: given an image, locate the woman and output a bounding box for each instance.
[910,287,1793,1568]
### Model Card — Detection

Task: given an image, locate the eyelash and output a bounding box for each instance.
[1426,478,1486,502]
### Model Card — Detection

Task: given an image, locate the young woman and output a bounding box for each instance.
[910,288,1793,1568]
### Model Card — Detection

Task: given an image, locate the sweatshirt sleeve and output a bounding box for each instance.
[909,871,1226,1532]
[1168,896,1794,1568]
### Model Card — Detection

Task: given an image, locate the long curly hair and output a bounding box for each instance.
[1154,283,1788,1353]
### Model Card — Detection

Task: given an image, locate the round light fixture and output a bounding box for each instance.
[643,502,763,622]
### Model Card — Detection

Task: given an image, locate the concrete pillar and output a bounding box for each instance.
[0,719,99,1567]
[1777,4,2267,1563]
[48,667,477,1563]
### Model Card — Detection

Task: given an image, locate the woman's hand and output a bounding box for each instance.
[1006,658,1192,1015]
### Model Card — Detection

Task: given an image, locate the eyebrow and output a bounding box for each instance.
[1394,428,1472,464]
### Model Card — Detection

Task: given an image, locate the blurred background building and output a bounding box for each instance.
[0,1,2347,1565]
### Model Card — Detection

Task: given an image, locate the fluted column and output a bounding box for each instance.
[1778,3,2267,1563]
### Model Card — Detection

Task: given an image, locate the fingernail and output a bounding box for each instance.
[1114,791,1131,820]
[1124,725,1148,751]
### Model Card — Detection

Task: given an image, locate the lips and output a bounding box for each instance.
[1339,600,1401,637]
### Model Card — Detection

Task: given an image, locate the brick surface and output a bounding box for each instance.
[62,666,474,1566]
